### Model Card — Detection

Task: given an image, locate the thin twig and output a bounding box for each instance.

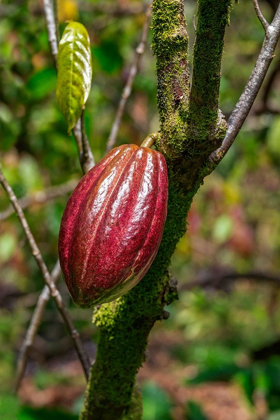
[42,0,94,174]
[106,0,153,153]
[253,0,269,32]
[0,165,91,380]
[52,0,60,46]
[13,0,95,388]
[209,4,280,166]
[73,112,95,174]
[42,0,58,65]
[0,179,78,221]
[14,260,61,391]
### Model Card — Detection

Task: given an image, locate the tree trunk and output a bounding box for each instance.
[80,0,233,418]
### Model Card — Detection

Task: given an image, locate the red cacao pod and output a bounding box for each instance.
[58,144,168,307]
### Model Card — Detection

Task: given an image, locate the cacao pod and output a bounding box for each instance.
[58,144,168,307]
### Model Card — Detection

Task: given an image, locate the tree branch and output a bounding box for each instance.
[80,3,198,418]
[0,165,91,380]
[12,0,95,388]
[253,0,269,31]
[188,0,232,149]
[42,0,94,174]
[73,112,95,174]
[14,260,61,392]
[0,179,77,221]
[106,0,153,153]
[42,0,58,65]
[152,0,190,159]
[209,3,280,167]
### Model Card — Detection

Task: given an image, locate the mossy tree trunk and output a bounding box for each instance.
[80,0,233,418]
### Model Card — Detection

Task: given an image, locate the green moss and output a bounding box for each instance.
[152,0,190,159]
[80,1,233,418]
[188,0,233,149]
[151,0,188,58]
[80,172,195,420]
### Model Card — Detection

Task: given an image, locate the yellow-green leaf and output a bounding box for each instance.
[56,22,92,133]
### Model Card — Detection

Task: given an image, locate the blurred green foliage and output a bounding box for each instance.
[142,382,173,420]
[0,0,280,419]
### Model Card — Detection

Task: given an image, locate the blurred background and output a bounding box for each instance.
[1,0,280,419]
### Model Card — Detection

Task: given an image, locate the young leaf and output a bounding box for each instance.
[56,22,92,133]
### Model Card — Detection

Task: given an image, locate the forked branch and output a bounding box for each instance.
[253,0,269,31]
[209,3,280,167]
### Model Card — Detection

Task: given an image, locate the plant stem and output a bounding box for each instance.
[0,165,91,380]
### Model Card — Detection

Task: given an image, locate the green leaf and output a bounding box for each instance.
[186,401,209,420]
[187,363,243,384]
[56,22,92,133]
[18,407,78,420]
[92,40,123,74]
[0,394,20,420]
[27,67,57,100]
[142,382,173,420]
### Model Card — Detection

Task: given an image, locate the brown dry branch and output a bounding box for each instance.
[0,165,91,380]
[209,2,280,166]
[42,0,94,174]
[11,0,95,389]
[14,260,61,391]
[106,0,153,153]
[0,179,78,221]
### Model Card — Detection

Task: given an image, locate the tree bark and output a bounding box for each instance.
[80,1,233,418]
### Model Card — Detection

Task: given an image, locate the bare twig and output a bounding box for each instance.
[14,260,61,391]
[42,0,58,65]
[253,0,269,31]
[209,4,280,166]
[42,0,94,174]
[0,166,91,380]
[106,0,153,153]
[12,0,95,388]
[0,179,78,221]
[73,112,95,173]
